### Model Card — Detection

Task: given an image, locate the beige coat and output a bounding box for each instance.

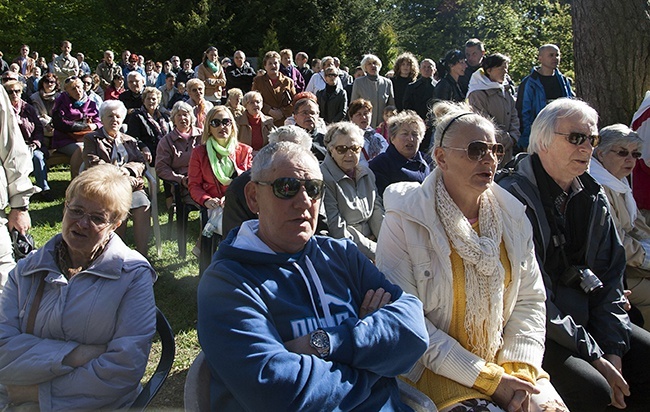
[468,88,520,165]
[197,63,226,100]
[235,112,275,151]
[601,185,650,279]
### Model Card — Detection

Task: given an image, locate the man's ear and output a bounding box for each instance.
[244,181,259,215]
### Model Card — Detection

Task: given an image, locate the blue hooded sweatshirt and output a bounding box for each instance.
[197,220,428,411]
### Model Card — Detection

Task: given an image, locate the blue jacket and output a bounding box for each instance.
[517,68,573,148]
[369,144,431,197]
[0,233,156,411]
[197,221,428,411]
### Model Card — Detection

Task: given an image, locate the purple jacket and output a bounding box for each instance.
[51,92,101,149]
[13,100,44,150]
[280,64,305,93]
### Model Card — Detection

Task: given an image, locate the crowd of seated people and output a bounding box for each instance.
[3,38,650,411]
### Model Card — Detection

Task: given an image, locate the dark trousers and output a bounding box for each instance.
[543,324,650,412]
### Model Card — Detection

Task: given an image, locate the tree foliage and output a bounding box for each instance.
[1,0,572,82]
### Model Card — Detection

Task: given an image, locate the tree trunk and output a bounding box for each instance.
[572,0,650,126]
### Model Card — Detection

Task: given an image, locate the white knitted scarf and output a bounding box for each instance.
[435,174,505,361]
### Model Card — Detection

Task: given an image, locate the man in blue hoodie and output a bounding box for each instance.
[197,141,429,411]
[516,44,574,150]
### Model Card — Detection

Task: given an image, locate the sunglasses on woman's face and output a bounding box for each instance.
[334,145,362,155]
[556,131,600,147]
[611,149,642,159]
[443,141,505,163]
[209,118,232,128]
[255,177,324,200]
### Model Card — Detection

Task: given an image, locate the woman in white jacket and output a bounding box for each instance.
[591,123,650,331]
[376,102,567,412]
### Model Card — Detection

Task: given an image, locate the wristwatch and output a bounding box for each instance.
[309,329,330,359]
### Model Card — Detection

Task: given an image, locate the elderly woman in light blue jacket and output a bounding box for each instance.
[320,122,384,261]
[0,164,156,411]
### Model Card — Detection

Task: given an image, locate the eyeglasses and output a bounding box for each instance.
[443,141,505,163]
[556,131,600,147]
[65,204,113,228]
[334,145,362,155]
[83,81,93,86]
[6,89,21,95]
[209,118,233,128]
[326,73,338,78]
[255,177,324,200]
[44,79,57,84]
[611,149,642,159]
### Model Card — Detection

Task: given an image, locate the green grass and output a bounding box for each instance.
[29,167,203,409]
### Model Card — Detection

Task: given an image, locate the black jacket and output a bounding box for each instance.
[316,84,348,124]
[497,154,631,361]
[403,76,435,120]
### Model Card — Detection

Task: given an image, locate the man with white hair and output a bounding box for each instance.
[95,50,122,91]
[351,54,395,128]
[498,98,650,412]
[225,50,256,93]
[119,71,145,113]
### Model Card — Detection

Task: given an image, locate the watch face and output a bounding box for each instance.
[310,329,330,357]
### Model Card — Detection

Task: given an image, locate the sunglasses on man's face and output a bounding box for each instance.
[443,141,505,164]
[6,89,21,95]
[209,118,232,128]
[611,149,642,159]
[556,131,600,147]
[255,177,324,200]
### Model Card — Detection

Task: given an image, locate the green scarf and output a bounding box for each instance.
[204,59,220,74]
[206,137,236,186]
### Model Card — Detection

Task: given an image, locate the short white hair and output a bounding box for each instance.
[528,98,598,154]
[100,99,127,122]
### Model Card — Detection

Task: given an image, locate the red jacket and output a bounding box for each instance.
[188,142,253,206]
[633,159,650,210]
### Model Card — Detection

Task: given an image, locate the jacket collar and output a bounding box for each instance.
[18,233,131,281]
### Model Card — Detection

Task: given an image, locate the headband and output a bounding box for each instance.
[440,112,472,146]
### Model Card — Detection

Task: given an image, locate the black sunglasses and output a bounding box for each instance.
[209,118,232,128]
[443,141,505,163]
[556,131,600,147]
[611,149,642,159]
[255,177,324,200]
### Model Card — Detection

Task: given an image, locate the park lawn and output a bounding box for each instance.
[29,167,202,410]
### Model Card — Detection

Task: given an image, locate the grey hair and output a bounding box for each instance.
[431,101,496,150]
[100,99,128,122]
[170,101,196,127]
[320,56,334,68]
[126,71,144,82]
[242,90,262,106]
[360,54,382,71]
[268,125,312,149]
[388,110,426,144]
[595,124,642,157]
[250,141,320,182]
[528,98,598,154]
[323,122,364,149]
[142,86,161,102]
